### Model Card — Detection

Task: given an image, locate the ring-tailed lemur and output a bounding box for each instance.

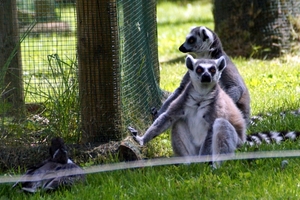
[153,26,251,125]
[132,56,246,165]
[13,137,85,193]
[129,57,300,165]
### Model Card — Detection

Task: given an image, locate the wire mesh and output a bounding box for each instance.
[118,0,162,133]
[18,0,77,103]
[1,0,162,146]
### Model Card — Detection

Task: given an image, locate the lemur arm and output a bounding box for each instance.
[134,82,189,146]
[133,113,175,145]
[198,128,213,156]
[153,72,190,119]
[220,60,246,104]
[225,85,244,103]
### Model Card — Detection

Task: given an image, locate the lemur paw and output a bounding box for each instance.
[151,107,158,121]
[128,126,138,137]
[128,126,144,146]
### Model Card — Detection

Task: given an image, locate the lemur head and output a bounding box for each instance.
[49,137,68,164]
[179,26,215,57]
[186,55,226,88]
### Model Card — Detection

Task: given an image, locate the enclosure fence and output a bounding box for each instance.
[1,0,162,145]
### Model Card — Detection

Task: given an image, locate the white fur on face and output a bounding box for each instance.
[52,149,59,158]
[52,149,67,158]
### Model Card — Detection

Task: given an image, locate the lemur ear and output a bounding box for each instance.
[216,56,226,72]
[199,27,209,41]
[199,26,214,42]
[185,55,195,70]
[190,26,196,31]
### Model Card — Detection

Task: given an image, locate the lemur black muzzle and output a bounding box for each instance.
[179,44,188,53]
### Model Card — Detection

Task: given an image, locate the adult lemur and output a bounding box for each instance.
[132,56,246,163]
[153,26,251,125]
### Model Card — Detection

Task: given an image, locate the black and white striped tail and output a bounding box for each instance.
[250,108,300,126]
[246,131,300,146]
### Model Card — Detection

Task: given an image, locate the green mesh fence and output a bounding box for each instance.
[118,0,162,132]
[1,0,162,144]
[17,0,77,103]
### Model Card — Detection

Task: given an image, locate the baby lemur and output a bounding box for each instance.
[132,56,246,163]
[154,26,250,125]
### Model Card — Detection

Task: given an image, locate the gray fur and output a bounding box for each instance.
[155,26,251,125]
[13,137,85,192]
[134,56,246,163]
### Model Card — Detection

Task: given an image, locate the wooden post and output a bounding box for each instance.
[0,0,25,118]
[76,0,121,143]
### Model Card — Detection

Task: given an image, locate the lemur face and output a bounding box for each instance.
[179,26,214,55]
[185,55,226,84]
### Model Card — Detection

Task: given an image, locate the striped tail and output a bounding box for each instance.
[246,131,300,146]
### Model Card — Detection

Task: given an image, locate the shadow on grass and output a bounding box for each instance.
[160,55,186,65]
[157,18,213,28]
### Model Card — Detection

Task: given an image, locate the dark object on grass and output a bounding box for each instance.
[13,137,85,193]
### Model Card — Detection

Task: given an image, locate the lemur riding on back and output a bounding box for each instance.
[132,56,246,164]
[154,26,251,125]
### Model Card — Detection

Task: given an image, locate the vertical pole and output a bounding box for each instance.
[0,0,25,118]
[76,0,121,143]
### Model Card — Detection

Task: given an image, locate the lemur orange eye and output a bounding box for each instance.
[209,67,216,74]
[188,36,196,44]
[196,67,203,74]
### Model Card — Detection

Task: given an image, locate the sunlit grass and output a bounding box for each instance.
[21,6,77,103]
[157,1,300,137]
[157,1,213,62]
[3,159,300,199]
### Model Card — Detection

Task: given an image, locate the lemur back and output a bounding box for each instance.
[154,26,251,125]
[132,56,246,164]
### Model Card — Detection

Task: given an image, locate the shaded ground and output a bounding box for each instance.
[0,136,142,172]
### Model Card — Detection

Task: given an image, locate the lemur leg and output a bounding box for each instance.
[236,91,251,126]
[153,72,190,120]
[211,118,239,167]
[224,86,251,125]
[171,121,199,156]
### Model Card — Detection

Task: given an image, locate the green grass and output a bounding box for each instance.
[0,6,79,143]
[21,6,77,103]
[2,0,300,199]
[3,159,300,199]
[157,1,213,62]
